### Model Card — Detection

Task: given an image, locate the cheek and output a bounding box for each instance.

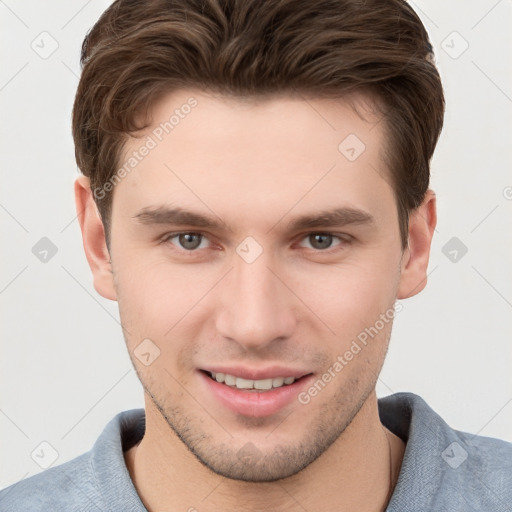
[114,256,216,339]
[114,240,400,350]
[292,257,399,342]
[115,262,203,383]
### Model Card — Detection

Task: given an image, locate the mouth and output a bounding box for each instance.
[203,370,304,391]
[198,369,314,417]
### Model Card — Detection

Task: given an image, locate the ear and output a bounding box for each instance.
[397,189,437,299]
[74,176,117,301]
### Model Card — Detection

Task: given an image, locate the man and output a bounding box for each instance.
[1,0,510,510]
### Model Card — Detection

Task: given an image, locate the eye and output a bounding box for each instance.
[160,231,349,254]
[298,233,346,251]
[162,232,210,251]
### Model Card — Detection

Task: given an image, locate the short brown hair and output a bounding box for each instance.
[72,0,445,249]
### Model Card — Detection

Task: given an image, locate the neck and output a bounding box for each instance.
[124,391,405,512]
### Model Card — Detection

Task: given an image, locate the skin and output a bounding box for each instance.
[75,89,436,512]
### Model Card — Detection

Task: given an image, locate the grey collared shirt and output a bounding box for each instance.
[1,392,511,511]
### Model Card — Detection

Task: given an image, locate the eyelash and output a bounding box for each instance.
[159,231,351,255]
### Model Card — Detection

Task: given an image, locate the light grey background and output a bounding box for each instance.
[1,0,511,490]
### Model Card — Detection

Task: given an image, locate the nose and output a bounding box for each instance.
[215,248,297,352]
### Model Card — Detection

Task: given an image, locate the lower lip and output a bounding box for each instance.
[198,371,314,417]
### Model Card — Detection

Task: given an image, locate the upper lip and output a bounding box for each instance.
[201,366,311,380]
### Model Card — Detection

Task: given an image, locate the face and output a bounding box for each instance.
[79,89,431,482]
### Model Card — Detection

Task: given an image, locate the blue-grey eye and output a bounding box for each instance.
[166,232,206,250]
[307,233,335,250]
[178,233,202,250]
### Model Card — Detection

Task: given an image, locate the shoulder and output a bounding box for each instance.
[0,452,100,512]
[453,428,512,499]
[0,408,145,512]
[429,426,512,511]
[380,392,512,510]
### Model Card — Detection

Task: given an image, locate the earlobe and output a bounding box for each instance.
[397,189,437,299]
[74,176,117,301]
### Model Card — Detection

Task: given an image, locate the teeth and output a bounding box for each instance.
[225,374,236,386]
[254,378,273,390]
[236,377,254,389]
[209,372,297,390]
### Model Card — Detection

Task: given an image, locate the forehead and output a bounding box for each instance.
[125,88,386,162]
[113,89,395,230]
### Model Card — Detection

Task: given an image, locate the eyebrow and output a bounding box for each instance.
[132,205,374,232]
[133,207,229,230]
